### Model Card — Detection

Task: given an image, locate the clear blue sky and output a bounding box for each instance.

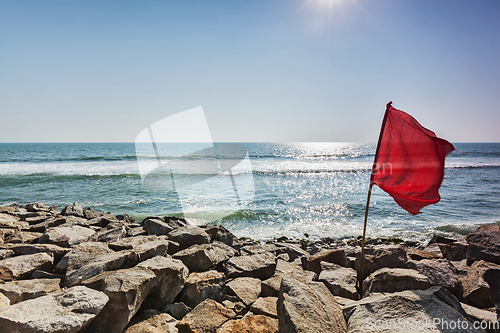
[1,0,498,142]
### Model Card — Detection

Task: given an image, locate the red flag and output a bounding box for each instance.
[371,102,455,215]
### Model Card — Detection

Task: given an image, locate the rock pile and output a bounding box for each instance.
[0,202,498,333]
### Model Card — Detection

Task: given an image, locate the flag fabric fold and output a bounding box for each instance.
[371,102,455,215]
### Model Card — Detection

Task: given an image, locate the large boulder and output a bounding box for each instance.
[168,226,211,251]
[56,241,113,274]
[143,217,175,236]
[0,286,109,333]
[81,267,157,333]
[226,277,262,306]
[355,245,408,280]
[0,278,61,304]
[0,252,53,280]
[39,225,97,247]
[4,243,68,264]
[204,225,236,247]
[216,315,278,333]
[28,216,67,233]
[60,202,84,217]
[463,260,499,308]
[0,213,28,230]
[138,256,189,310]
[439,242,469,261]
[261,259,316,298]
[407,248,442,261]
[466,224,500,265]
[3,231,42,244]
[318,262,358,300]
[362,268,432,296]
[406,259,460,293]
[176,299,236,333]
[343,286,484,333]
[304,249,349,275]
[277,277,347,333]
[483,266,500,311]
[179,270,225,308]
[226,252,276,280]
[173,242,236,272]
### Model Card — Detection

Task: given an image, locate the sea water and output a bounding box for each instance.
[0,142,499,243]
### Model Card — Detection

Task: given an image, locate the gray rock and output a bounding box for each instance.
[4,231,43,244]
[226,277,262,306]
[226,252,277,280]
[439,242,469,261]
[83,207,104,219]
[167,302,192,320]
[466,224,500,265]
[407,248,443,260]
[355,245,408,280]
[483,266,500,311]
[179,270,225,308]
[0,249,15,260]
[176,299,236,333]
[168,226,211,251]
[204,225,236,247]
[61,202,84,217]
[2,243,68,265]
[65,250,138,285]
[173,242,236,272]
[39,225,97,247]
[0,213,29,230]
[81,267,157,333]
[463,260,498,308]
[97,226,127,243]
[28,216,67,233]
[277,277,347,333]
[143,217,175,236]
[25,203,50,213]
[250,297,278,319]
[362,268,432,296]
[0,252,54,281]
[0,278,61,304]
[318,262,359,300]
[0,292,9,310]
[305,248,350,275]
[261,259,316,297]
[56,241,113,274]
[0,286,109,333]
[138,256,189,310]
[343,286,484,333]
[108,235,165,251]
[133,239,169,262]
[240,243,286,257]
[406,259,460,293]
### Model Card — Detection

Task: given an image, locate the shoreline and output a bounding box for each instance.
[0,202,499,332]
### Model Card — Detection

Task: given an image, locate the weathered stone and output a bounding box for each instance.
[39,225,97,247]
[305,248,349,275]
[0,213,28,230]
[407,259,460,293]
[127,226,147,237]
[240,243,286,257]
[61,202,84,217]
[0,292,9,310]
[226,252,276,280]
[226,277,261,306]
[83,207,104,219]
[143,217,175,236]
[343,286,484,333]
[216,315,278,333]
[81,267,157,333]
[407,247,444,260]
[30,270,64,280]
[176,299,236,333]
[428,234,456,246]
[138,256,189,310]
[318,262,358,300]
[179,270,225,308]
[124,312,179,333]
[164,216,188,229]
[0,286,109,333]
[24,214,51,225]
[28,216,67,232]
[108,235,163,251]
[168,226,211,251]
[0,278,61,304]
[3,243,68,264]
[483,266,500,310]
[0,229,4,246]
[0,206,15,214]
[261,259,316,297]
[362,268,432,296]
[0,249,14,260]
[463,260,498,308]
[65,250,137,285]
[204,225,236,247]
[97,226,127,243]
[0,252,53,280]
[277,277,347,333]
[461,302,498,324]
[466,224,500,265]
[355,245,408,279]
[173,242,236,272]
[56,241,113,273]
[25,203,50,213]
[133,239,169,262]
[5,231,42,244]
[250,297,278,319]
[439,242,469,261]
[166,302,192,320]
[423,243,445,258]
[275,242,310,262]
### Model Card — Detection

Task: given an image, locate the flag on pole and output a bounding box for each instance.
[370,102,455,215]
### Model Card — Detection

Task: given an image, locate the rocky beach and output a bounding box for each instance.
[0,202,498,333]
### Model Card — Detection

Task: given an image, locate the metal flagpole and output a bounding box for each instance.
[356,102,392,298]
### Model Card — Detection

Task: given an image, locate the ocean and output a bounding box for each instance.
[0,142,499,244]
